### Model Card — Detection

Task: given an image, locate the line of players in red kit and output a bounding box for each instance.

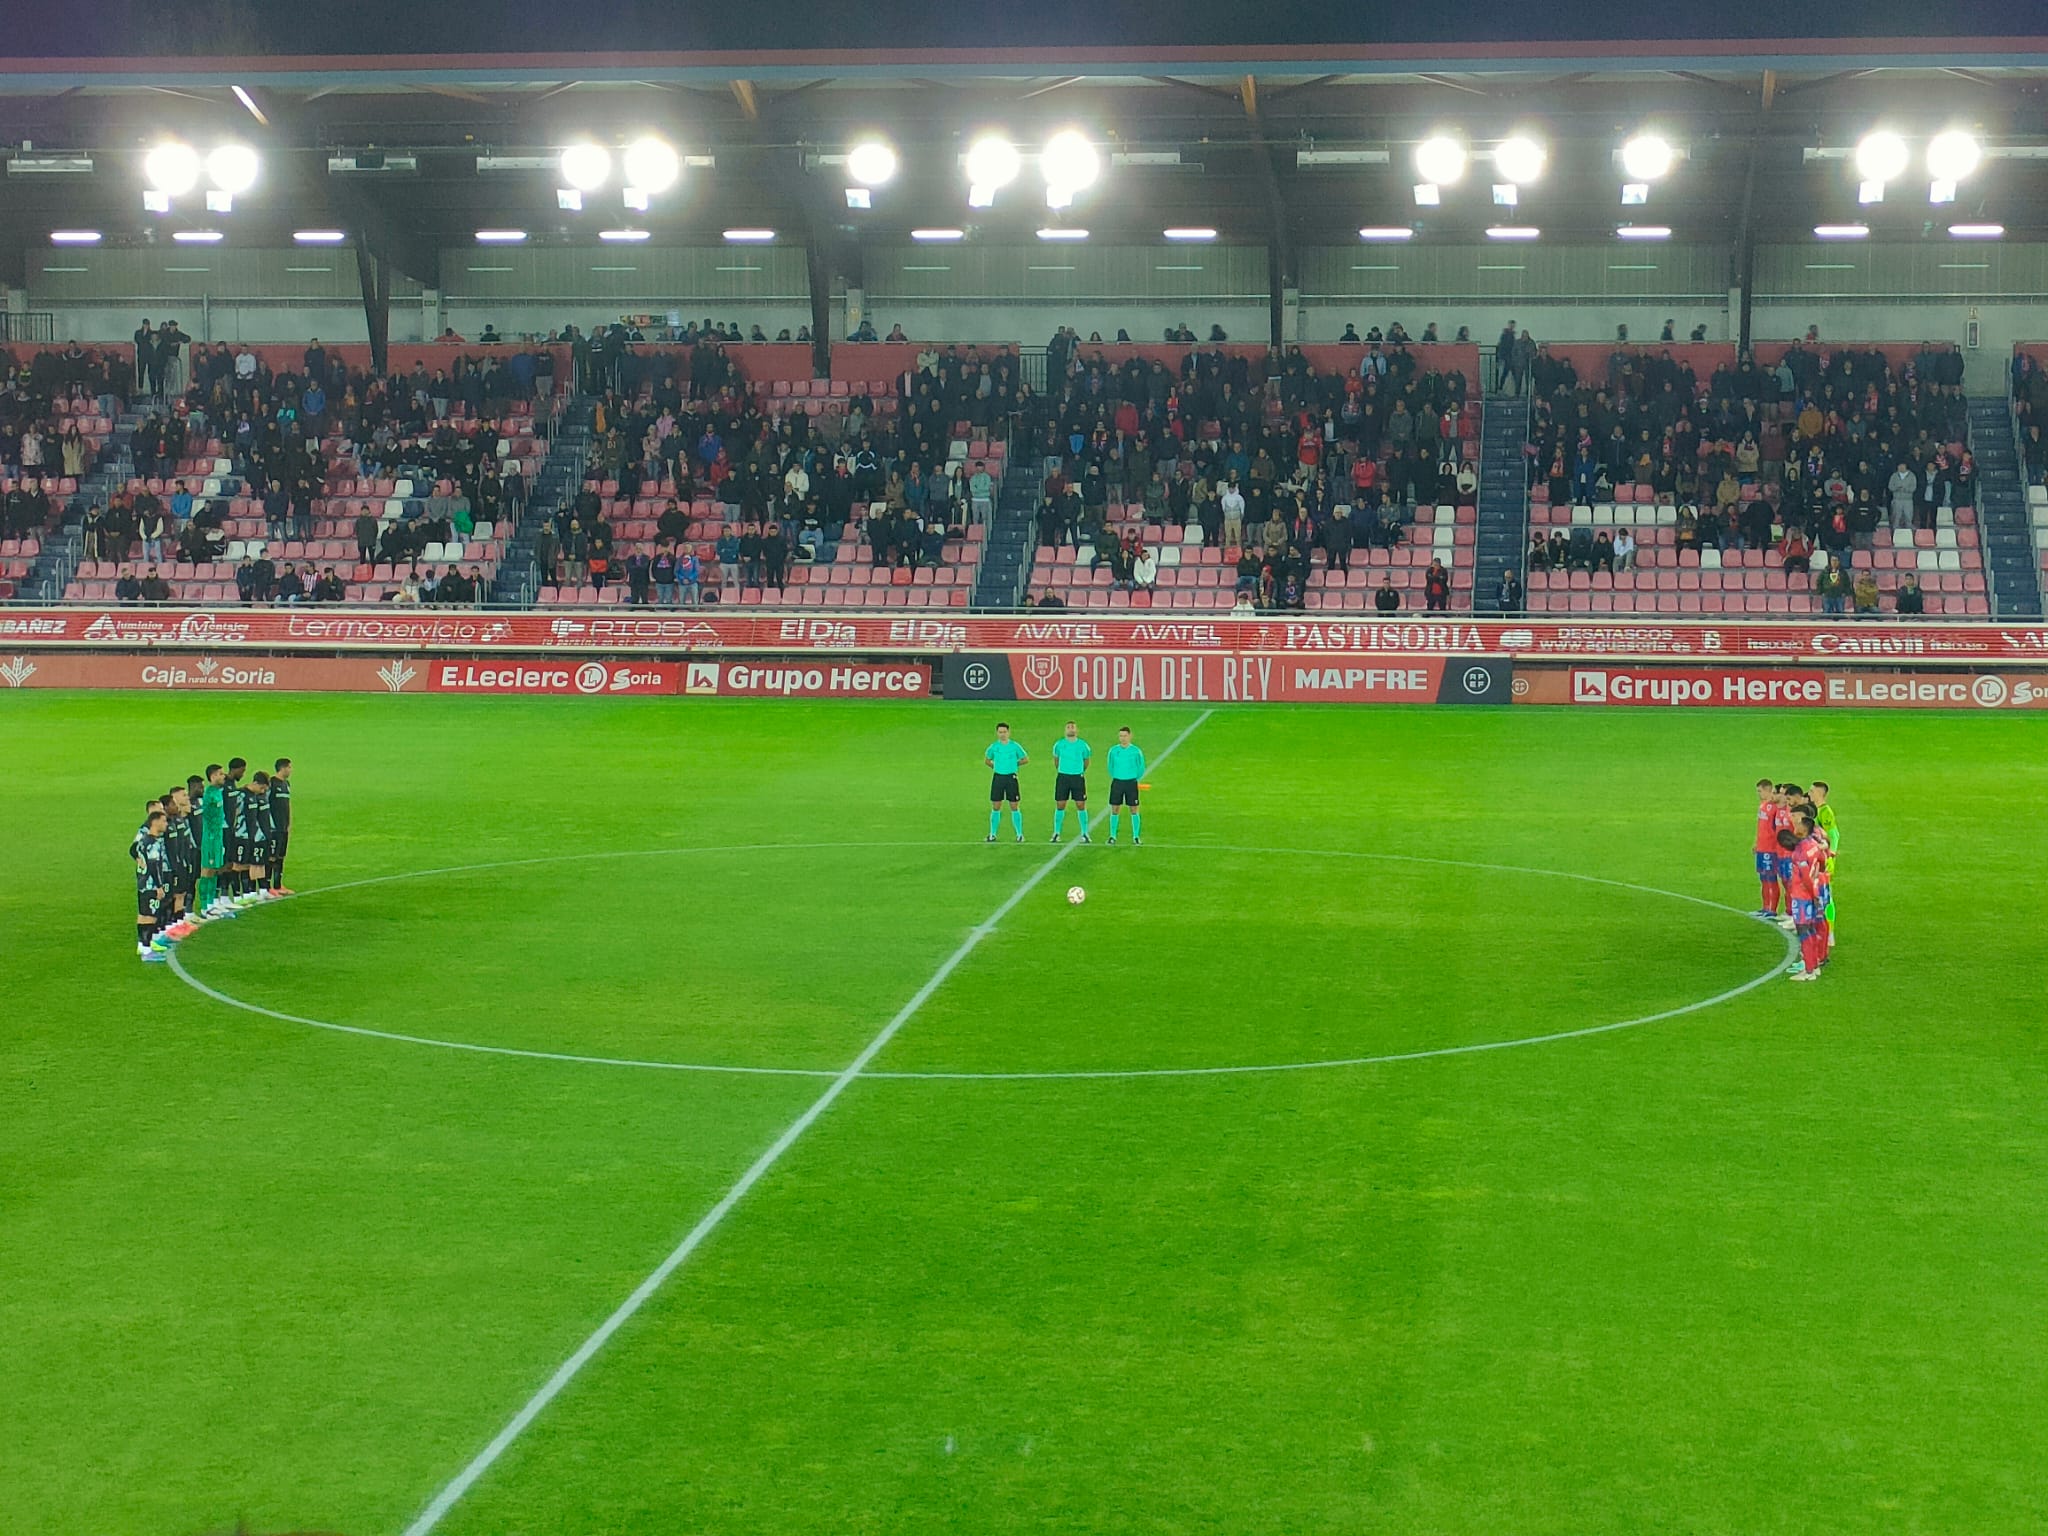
[1753,778,1839,982]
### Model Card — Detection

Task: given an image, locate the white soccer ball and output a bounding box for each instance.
[1066,885,1087,906]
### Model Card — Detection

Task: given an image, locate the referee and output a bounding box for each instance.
[1049,719,1092,844]
[984,723,1028,843]
[1105,726,1146,845]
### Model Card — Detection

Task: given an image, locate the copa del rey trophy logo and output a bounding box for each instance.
[1019,654,1065,699]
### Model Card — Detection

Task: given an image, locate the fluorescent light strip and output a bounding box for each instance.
[1477,264,1526,270]
[474,229,527,243]
[1154,264,1203,271]
[41,266,88,274]
[172,230,223,243]
[598,229,651,242]
[1028,264,1076,271]
[1615,225,1672,240]
[1804,263,1857,270]
[163,266,211,273]
[466,265,515,273]
[1036,228,1089,241]
[1351,264,1400,271]
[1608,263,1660,271]
[48,230,101,244]
[1940,262,1991,269]
[1485,226,1540,241]
[1358,227,1414,241]
[284,266,332,273]
[1948,223,2004,238]
[714,265,762,272]
[293,230,346,244]
[1813,224,1869,239]
[901,264,952,271]
[590,265,638,272]
[910,228,965,242]
[1162,227,1217,241]
[722,228,776,242]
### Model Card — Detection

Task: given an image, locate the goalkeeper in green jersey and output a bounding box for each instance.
[1812,778,1839,946]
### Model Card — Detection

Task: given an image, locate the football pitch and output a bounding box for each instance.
[6,692,2047,1535]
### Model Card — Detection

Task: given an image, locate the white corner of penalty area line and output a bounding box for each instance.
[397,708,1213,1534]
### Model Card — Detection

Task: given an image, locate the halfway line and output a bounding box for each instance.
[397,707,1213,1535]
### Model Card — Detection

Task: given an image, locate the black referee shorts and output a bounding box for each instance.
[1054,772,1088,804]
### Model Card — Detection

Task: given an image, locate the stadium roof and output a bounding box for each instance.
[4,5,2048,285]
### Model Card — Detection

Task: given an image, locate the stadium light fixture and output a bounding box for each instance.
[622,136,681,195]
[49,230,102,244]
[1493,135,1546,184]
[172,229,224,243]
[560,142,613,193]
[230,84,268,125]
[293,229,347,243]
[599,228,652,242]
[1616,225,1672,240]
[1927,130,1982,183]
[1813,223,1869,239]
[1492,184,1518,207]
[474,229,528,242]
[911,227,966,241]
[1040,128,1101,209]
[1036,226,1089,241]
[1412,183,1441,207]
[847,139,898,187]
[1621,133,1675,182]
[1163,227,1218,241]
[1949,222,2004,238]
[965,134,1021,208]
[1621,183,1650,206]
[1854,131,1909,186]
[1485,225,1540,240]
[206,143,259,195]
[1415,135,1466,186]
[143,140,201,197]
[1358,226,1415,240]
[723,228,776,242]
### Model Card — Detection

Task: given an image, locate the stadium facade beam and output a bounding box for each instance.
[1731,68,1775,350]
[353,242,393,375]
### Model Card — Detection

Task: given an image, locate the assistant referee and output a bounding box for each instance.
[1105,726,1146,845]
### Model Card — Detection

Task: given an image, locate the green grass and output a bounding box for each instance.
[3,693,2046,1535]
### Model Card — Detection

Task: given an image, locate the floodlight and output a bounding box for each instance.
[1620,134,1675,181]
[1927,130,1982,183]
[559,143,613,193]
[206,144,259,194]
[1415,135,1467,186]
[847,139,898,187]
[143,141,201,196]
[1041,129,1101,198]
[1854,131,1909,185]
[1494,135,1545,184]
[966,134,1021,206]
[621,136,680,194]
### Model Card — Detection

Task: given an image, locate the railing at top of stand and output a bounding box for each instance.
[0,312,59,345]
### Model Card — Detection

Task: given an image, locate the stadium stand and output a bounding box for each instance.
[1520,343,1990,618]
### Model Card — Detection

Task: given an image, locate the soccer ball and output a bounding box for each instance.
[1066,886,1087,906]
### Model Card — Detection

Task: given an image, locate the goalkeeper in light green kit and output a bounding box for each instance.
[1105,726,1146,845]
[1812,778,1840,943]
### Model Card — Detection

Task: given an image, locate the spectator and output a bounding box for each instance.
[652,543,678,604]
[1495,568,1523,615]
[739,522,765,587]
[1234,546,1263,594]
[625,549,654,605]
[1851,567,1880,616]
[763,522,790,590]
[1424,558,1451,611]
[675,547,703,607]
[1375,573,1402,613]
[715,525,741,589]
[1034,588,1067,609]
[1815,554,1851,615]
[1592,530,1615,574]
[1528,527,1551,572]
[1132,544,1158,590]
[1780,525,1813,574]
[1894,571,1925,615]
[1613,526,1638,571]
[312,567,346,602]
[969,461,995,521]
[115,567,142,604]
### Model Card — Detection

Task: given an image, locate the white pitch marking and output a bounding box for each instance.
[394,709,1214,1535]
[171,844,1793,1084]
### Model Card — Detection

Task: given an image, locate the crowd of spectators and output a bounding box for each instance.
[1024,341,1473,611]
[1524,342,1974,615]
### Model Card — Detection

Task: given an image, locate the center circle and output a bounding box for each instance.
[171,843,1791,1081]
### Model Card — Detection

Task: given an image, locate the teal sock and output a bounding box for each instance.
[1132,812,1142,839]
[1107,813,1118,838]
[1011,809,1024,837]
[1053,807,1064,837]
[989,808,1000,837]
